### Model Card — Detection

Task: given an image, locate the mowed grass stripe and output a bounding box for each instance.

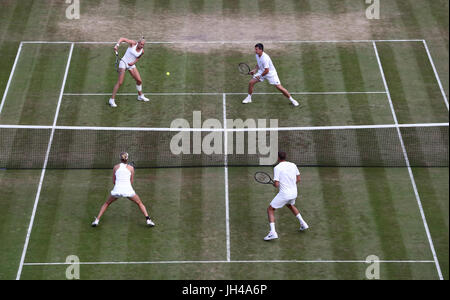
[337,44,413,276]
[338,43,388,124]
[411,167,449,280]
[426,0,450,50]
[138,168,183,262]
[300,44,359,275]
[179,167,204,260]
[24,168,227,268]
[0,170,42,279]
[375,42,449,124]
[0,44,71,125]
[18,260,440,280]
[0,1,34,43]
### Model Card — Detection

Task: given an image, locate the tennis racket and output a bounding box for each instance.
[129,161,136,169]
[254,172,274,185]
[115,50,121,72]
[238,62,251,75]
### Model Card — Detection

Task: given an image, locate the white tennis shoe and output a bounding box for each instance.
[300,222,309,231]
[290,99,299,107]
[146,218,155,227]
[91,217,99,227]
[264,231,278,241]
[137,95,150,102]
[109,98,117,107]
[242,96,252,104]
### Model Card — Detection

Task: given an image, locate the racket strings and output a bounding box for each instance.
[238,63,250,74]
[255,172,272,184]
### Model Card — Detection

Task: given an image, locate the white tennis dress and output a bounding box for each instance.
[111,163,136,198]
[119,44,143,70]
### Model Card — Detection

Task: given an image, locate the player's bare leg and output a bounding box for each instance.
[128,194,155,226]
[109,69,125,107]
[286,204,308,231]
[264,205,278,240]
[129,68,149,102]
[275,84,299,107]
[243,78,259,104]
[92,196,118,226]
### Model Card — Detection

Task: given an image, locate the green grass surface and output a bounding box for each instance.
[0,0,448,280]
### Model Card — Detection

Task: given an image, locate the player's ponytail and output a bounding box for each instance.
[120,152,129,163]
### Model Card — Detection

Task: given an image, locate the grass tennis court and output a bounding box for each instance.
[0,0,448,280]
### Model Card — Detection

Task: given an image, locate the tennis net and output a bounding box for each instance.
[0,124,447,169]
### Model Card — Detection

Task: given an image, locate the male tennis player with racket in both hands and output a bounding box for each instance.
[108,37,150,107]
[91,152,155,227]
[264,151,308,241]
[242,43,299,107]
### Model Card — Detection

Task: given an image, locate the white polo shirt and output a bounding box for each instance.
[273,161,300,199]
[256,52,277,77]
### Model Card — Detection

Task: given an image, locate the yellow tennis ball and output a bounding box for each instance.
[166,72,170,76]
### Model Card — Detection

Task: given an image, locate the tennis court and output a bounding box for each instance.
[0,37,447,280]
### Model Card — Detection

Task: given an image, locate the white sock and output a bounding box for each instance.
[136,84,142,92]
[269,222,276,232]
[296,213,305,224]
[248,94,252,99]
[289,96,295,101]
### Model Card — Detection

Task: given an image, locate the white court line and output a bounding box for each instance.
[15,43,75,280]
[373,41,443,280]
[223,93,230,262]
[0,42,23,114]
[63,91,386,96]
[20,39,425,45]
[23,259,434,266]
[1,123,447,131]
[422,40,449,110]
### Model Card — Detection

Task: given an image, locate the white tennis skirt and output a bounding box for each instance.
[111,185,136,198]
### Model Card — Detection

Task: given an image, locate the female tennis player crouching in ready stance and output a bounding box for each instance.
[264,152,308,241]
[108,37,150,107]
[92,152,155,227]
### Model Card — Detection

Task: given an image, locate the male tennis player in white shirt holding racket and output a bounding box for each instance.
[264,151,308,241]
[243,43,299,107]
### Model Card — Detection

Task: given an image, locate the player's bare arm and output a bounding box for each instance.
[250,65,258,75]
[116,37,136,47]
[256,67,269,79]
[129,166,135,184]
[112,165,119,184]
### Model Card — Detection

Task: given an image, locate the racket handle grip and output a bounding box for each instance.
[115,50,118,55]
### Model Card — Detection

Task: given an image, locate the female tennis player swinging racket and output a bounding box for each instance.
[92,152,155,227]
[108,37,150,107]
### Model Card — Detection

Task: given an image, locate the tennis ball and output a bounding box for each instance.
[166,72,170,76]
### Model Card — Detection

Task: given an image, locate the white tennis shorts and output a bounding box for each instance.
[270,193,296,209]
[119,60,136,70]
[254,73,281,85]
